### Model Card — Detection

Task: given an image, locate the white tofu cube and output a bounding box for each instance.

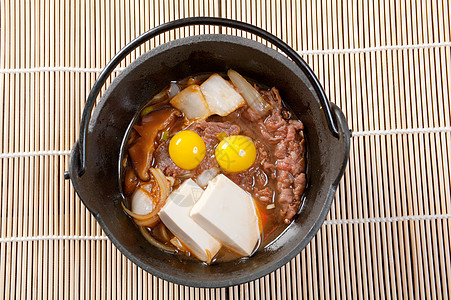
[158,179,221,262]
[200,74,245,116]
[170,85,211,121]
[190,174,261,256]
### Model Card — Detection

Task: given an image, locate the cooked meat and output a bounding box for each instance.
[251,88,306,222]
[153,121,240,178]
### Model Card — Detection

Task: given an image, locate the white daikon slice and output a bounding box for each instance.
[170,85,211,121]
[200,74,245,116]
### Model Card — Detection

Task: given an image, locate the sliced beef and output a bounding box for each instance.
[251,88,307,223]
[153,121,240,178]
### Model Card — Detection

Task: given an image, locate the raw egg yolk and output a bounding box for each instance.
[169,130,206,170]
[215,135,257,172]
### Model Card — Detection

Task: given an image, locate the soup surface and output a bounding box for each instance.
[122,71,307,264]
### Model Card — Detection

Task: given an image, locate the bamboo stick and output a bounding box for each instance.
[359,2,376,298]
[24,0,34,299]
[17,0,27,299]
[371,2,392,298]
[8,0,17,299]
[58,0,65,291]
[410,1,429,298]
[48,0,55,299]
[438,0,451,297]
[0,3,6,297]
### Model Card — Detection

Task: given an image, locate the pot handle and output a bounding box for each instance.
[329,103,351,187]
[77,17,339,176]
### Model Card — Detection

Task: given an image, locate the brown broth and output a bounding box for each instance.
[122,73,305,264]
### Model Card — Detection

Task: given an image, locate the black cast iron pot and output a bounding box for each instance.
[66,17,350,288]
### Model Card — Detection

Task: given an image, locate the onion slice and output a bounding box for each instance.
[227,69,271,116]
[170,237,189,252]
[121,202,161,227]
[139,226,175,253]
[158,223,170,242]
[121,203,153,221]
[168,82,181,99]
[195,167,219,188]
[150,168,170,201]
[122,168,171,228]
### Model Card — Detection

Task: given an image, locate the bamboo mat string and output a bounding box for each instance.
[1,213,451,245]
[0,41,450,74]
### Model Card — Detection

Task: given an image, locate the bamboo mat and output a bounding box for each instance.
[1,0,450,299]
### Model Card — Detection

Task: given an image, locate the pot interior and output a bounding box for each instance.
[70,34,349,287]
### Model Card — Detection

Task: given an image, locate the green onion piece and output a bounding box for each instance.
[160,130,169,141]
[216,132,228,141]
[140,106,154,117]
